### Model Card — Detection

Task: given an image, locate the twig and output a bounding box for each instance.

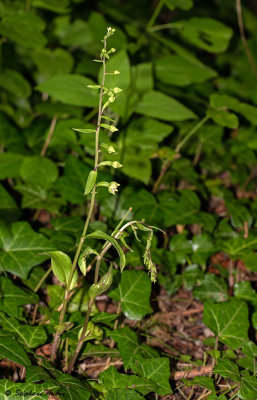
[236,0,257,80]
[40,115,58,157]
[171,365,213,380]
[146,0,165,30]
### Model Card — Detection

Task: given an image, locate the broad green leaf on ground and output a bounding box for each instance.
[106,389,145,400]
[203,300,249,349]
[0,220,54,278]
[0,69,31,98]
[175,18,233,53]
[193,274,228,302]
[214,358,241,382]
[238,376,257,400]
[107,326,140,369]
[0,13,47,49]
[54,16,94,49]
[0,380,60,400]
[32,0,70,13]
[0,276,38,317]
[234,281,257,305]
[50,216,84,235]
[32,48,74,83]
[56,373,91,400]
[0,184,20,221]
[109,270,152,320]
[15,184,64,214]
[155,55,216,86]
[36,74,98,107]
[0,312,47,348]
[91,312,117,327]
[0,153,25,179]
[237,342,257,373]
[86,230,126,272]
[164,0,193,10]
[56,155,90,204]
[191,234,216,265]
[186,377,215,392]
[0,336,31,366]
[135,90,196,121]
[132,356,172,395]
[20,156,58,188]
[132,62,153,93]
[218,234,257,270]
[82,343,120,359]
[99,366,152,396]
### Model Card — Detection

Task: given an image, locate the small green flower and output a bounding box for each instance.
[108,181,120,195]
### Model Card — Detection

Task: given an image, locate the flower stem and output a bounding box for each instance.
[51,36,107,363]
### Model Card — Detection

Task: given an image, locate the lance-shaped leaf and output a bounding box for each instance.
[78,247,99,276]
[84,170,97,195]
[86,230,126,272]
[89,264,113,299]
[44,251,77,289]
[0,335,31,367]
[203,300,249,349]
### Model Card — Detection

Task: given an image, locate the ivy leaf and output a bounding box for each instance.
[238,376,257,400]
[0,184,20,222]
[0,380,59,400]
[214,358,241,382]
[86,230,126,272]
[0,69,31,98]
[106,389,145,400]
[56,373,91,400]
[135,90,196,121]
[0,221,54,279]
[0,335,31,366]
[203,300,249,349]
[109,270,152,320]
[100,50,131,90]
[193,274,228,302]
[0,312,47,349]
[36,74,98,107]
[0,276,38,317]
[237,342,257,373]
[207,109,239,129]
[234,281,257,306]
[108,326,140,369]
[32,0,70,14]
[164,0,193,10]
[131,356,172,395]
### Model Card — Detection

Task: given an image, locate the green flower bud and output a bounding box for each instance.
[114,70,120,74]
[113,87,122,94]
[109,96,115,103]
[109,125,118,133]
[112,161,123,168]
[89,264,113,299]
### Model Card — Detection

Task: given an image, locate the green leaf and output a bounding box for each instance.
[135,90,196,121]
[84,170,98,195]
[0,276,38,317]
[109,270,152,320]
[210,94,257,125]
[78,247,99,276]
[44,251,77,289]
[164,0,193,10]
[0,69,31,98]
[56,373,91,400]
[108,326,140,369]
[0,184,20,221]
[175,18,233,53]
[237,342,257,373]
[0,13,47,49]
[238,376,257,400]
[36,74,98,107]
[0,221,54,279]
[214,358,241,382]
[32,48,74,82]
[156,55,216,86]
[207,109,239,129]
[89,264,113,298]
[0,336,31,366]
[0,312,47,348]
[203,300,249,349]
[0,380,60,400]
[99,50,131,90]
[106,389,145,400]
[193,274,228,302]
[73,128,96,134]
[234,281,257,306]
[86,230,126,272]
[82,343,120,358]
[0,152,25,179]
[32,0,70,13]
[186,376,215,392]
[56,155,91,204]
[20,156,58,188]
[132,356,172,395]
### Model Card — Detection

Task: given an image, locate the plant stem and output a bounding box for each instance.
[31,265,52,324]
[67,221,136,372]
[147,0,164,30]
[51,36,107,363]
[40,115,58,157]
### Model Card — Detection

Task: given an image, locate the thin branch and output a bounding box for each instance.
[40,115,58,157]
